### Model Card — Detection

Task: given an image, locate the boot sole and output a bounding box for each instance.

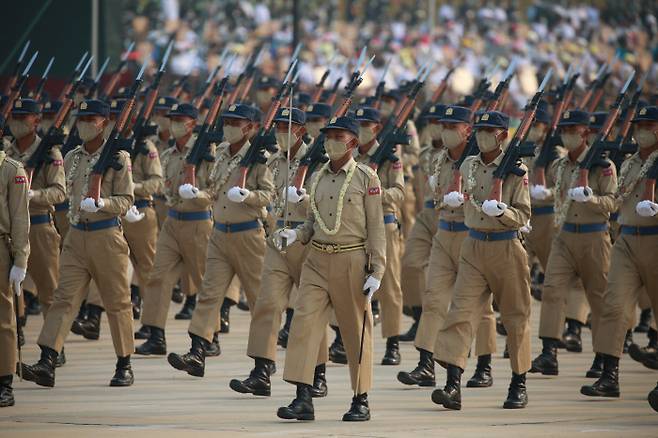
[167,354,204,377]
[529,366,558,376]
[342,414,370,421]
[628,344,648,363]
[0,398,15,407]
[110,378,134,387]
[135,346,167,356]
[466,379,493,388]
[229,379,271,396]
[396,373,436,387]
[174,315,193,320]
[585,371,603,378]
[565,344,583,353]
[649,390,658,412]
[21,364,55,388]
[431,390,461,410]
[381,359,401,366]
[276,408,314,421]
[329,356,348,365]
[82,333,100,341]
[503,400,528,409]
[580,386,619,398]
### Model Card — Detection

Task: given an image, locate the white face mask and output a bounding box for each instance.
[635,129,658,149]
[426,124,444,142]
[358,127,377,145]
[78,121,104,142]
[441,128,464,150]
[306,122,323,138]
[104,121,116,139]
[325,138,350,161]
[170,121,190,140]
[380,101,395,118]
[561,132,584,151]
[223,125,246,144]
[475,131,499,153]
[153,115,169,133]
[8,119,33,139]
[275,130,299,152]
[527,126,546,143]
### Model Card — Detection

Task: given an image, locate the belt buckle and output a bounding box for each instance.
[634,226,641,236]
[225,223,232,233]
[325,244,336,254]
[485,232,491,241]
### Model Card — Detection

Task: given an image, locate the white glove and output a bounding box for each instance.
[428,175,438,191]
[123,205,145,223]
[482,200,507,217]
[9,266,26,295]
[227,186,250,203]
[520,220,532,234]
[568,186,593,203]
[27,189,35,200]
[443,191,464,208]
[530,184,551,201]
[178,183,199,199]
[80,197,104,213]
[636,200,658,217]
[274,228,298,250]
[286,186,307,204]
[363,275,381,301]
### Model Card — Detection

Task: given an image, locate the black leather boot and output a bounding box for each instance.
[496,317,507,336]
[563,319,583,353]
[167,333,207,377]
[220,298,233,333]
[55,347,66,368]
[24,290,41,315]
[175,294,196,320]
[131,285,141,320]
[503,373,528,409]
[21,345,57,387]
[134,325,151,340]
[371,300,380,326]
[205,332,221,357]
[80,304,103,340]
[530,338,559,375]
[581,354,619,397]
[629,328,658,364]
[329,326,347,364]
[171,282,184,303]
[277,383,315,420]
[309,364,328,398]
[237,295,249,311]
[586,353,604,378]
[0,375,14,407]
[277,308,293,348]
[467,354,493,388]
[381,336,401,365]
[397,348,435,386]
[135,326,166,356]
[110,355,134,387]
[635,308,652,333]
[70,302,87,336]
[641,351,658,370]
[229,357,273,396]
[431,365,462,410]
[399,306,421,342]
[342,392,370,421]
[649,382,658,412]
[531,270,544,301]
[623,330,633,354]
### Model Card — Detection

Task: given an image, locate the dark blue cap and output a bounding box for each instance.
[439,105,472,124]
[221,103,257,122]
[76,99,110,117]
[252,106,263,123]
[632,106,658,123]
[273,107,306,125]
[109,98,127,115]
[78,77,95,91]
[306,102,332,119]
[167,103,199,119]
[381,89,400,100]
[295,92,311,107]
[11,98,42,115]
[557,109,590,127]
[256,76,281,90]
[460,95,475,107]
[320,115,359,137]
[114,86,130,99]
[42,101,62,115]
[154,96,178,111]
[474,111,509,129]
[588,111,607,130]
[535,100,550,124]
[353,107,381,123]
[423,104,447,120]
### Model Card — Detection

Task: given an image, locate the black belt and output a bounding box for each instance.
[531,205,554,216]
[469,229,518,241]
[438,220,468,232]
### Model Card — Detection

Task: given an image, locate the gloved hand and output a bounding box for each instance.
[636,200,658,217]
[568,186,593,203]
[9,266,26,295]
[520,220,532,234]
[286,186,307,203]
[80,197,104,213]
[443,191,464,207]
[482,200,507,217]
[363,276,381,302]
[530,184,551,200]
[178,183,199,199]
[274,228,298,250]
[28,189,35,200]
[123,205,145,223]
[227,186,250,203]
[428,175,438,191]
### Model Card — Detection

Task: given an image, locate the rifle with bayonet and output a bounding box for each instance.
[86,57,110,99]
[193,48,228,109]
[99,42,135,101]
[3,40,30,95]
[58,51,88,100]
[170,74,189,99]
[0,51,38,136]
[371,57,392,110]
[311,53,337,103]
[579,63,608,111]
[29,56,54,102]
[429,56,462,105]
[238,45,270,103]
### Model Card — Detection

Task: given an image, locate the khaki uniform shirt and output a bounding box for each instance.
[132,139,163,201]
[617,152,658,227]
[460,152,531,231]
[434,150,465,222]
[0,152,30,268]
[268,142,310,223]
[296,158,387,280]
[524,143,566,207]
[354,141,405,216]
[6,135,66,215]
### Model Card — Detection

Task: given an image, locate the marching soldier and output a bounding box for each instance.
[229,107,328,397]
[21,99,136,387]
[275,116,386,421]
[353,107,405,365]
[432,110,532,410]
[167,103,274,377]
[531,110,617,379]
[0,146,30,407]
[150,96,178,228]
[304,103,332,139]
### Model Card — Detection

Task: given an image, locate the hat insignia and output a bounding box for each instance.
[445,107,453,115]
[15,101,22,108]
[111,100,118,108]
[45,102,51,109]
[307,105,313,112]
[640,108,647,115]
[80,102,88,110]
[481,113,489,121]
[158,98,165,104]
[429,107,435,113]
[330,117,337,124]
[171,104,178,111]
[282,109,290,116]
[229,104,237,112]
[356,109,364,116]
[563,111,570,119]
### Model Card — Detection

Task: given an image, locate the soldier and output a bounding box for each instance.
[255,77,281,114]
[432,110,532,410]
[353,107,405,365]
[275,116,385,421]
[135,103,216,356]
[0,146,30,407]
[531,110,617,379]
[229,107,327,397]
[21,99,135,387]
[150,96,178,228]
[167,103,274,377]
[580,105,658,398]
[304,103,332,139]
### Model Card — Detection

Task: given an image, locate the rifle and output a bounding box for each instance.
[170,74,189,99]
[3,40,30,95]
[469,62,500,115]
[311,53,337,103]
[429,56,462,105]
[193,48,228,109]
[87,62,147,202]
[579,63,607,111]
[26,56,93,184]
[29,56,54,102]
[86,57,110,99]
[99,41,135,101]
[371,57,392,110]
[576,70,635,188]
[292,48,374,191]
[58,51,88,100]
[0,51,38,136]
[489,69,552,201]
[587,63,615,112]
[238,45,268,103]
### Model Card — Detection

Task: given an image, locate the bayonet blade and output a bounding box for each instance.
[538,68,553,93]
[218,47,229,67]
[283,59,298,84]
[42,57,55,79]
[77,56,93,81]
[95,57,110,81]
[160,41,174,73]
[621,70,636,94]
[503,57,517,80]
[360,54,375,78]
[563,64,573,85]
[136,60,148,81]
[379,57,392,83]
[75,51,89,73]
[290,43,302,64]
[22,51,38,76]
[122,42,135,62]
[254,46,266,67]
[206,64,220,84]
[17,40,30,64]
[354,46,367,73]
[225,54,237,76]
[636,72,648,91]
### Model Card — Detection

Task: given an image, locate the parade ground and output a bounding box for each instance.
[2,299,656,437]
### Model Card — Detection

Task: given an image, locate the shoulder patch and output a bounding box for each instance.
[51,159,64,167]
[368,186,381,195]
[602,167,613,177]
[15,175,26,184]
[148,150,158,159]
[392,161,403,170]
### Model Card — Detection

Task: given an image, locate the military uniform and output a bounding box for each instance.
[400,119,420,237]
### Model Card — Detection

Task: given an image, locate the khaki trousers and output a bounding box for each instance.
[401,208,438,308]
[436,236,531,374]
[38,226,134,357]
[141,216,212,330]
[284,248,373,394]
[53,209,69,244]
[539,230,611,344]
[27,221,60,315]
[378,222,403,338]
[189,227,266,342]
[595,234,658,358]
[0,245,16,376]
[153,197,167,230]
[415,229,496,356]
[123,205,158,288]
[400,184,416,238]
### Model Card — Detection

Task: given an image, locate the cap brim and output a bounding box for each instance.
[75,110,105,117]
[437,118,468,124]
[221,113,250,120]
[320,125,357,136]
[557,121,586,127]
[273,117,302,124]
[11,109,39,115]
[167,111,196,118]
[632,116,656,123]
[354,116,380,123]
[474,122,506,129]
